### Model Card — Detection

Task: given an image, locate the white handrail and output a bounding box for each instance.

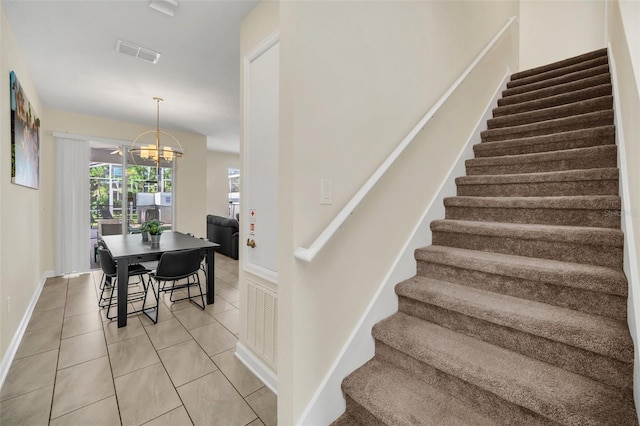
[295,16,517,262]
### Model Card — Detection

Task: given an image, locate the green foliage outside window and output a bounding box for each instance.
[89,163,173,227]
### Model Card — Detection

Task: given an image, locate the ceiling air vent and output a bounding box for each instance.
[115,40,161,64]
[149,0,178,17]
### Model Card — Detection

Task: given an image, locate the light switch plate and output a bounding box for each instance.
[320,178,333,205]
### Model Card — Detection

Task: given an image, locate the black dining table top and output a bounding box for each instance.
[101,231,218,259]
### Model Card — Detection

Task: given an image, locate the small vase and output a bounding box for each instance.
[141,231,149,242]
[149,234,161,247]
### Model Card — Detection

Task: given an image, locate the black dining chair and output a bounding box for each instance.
[151,248,205,311]
[186,233,209,278]
[97,248,157,322]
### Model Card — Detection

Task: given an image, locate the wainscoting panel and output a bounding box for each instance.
[246,279,278,365]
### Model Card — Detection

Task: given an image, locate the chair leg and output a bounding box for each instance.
[140,274,148,313]
[106,278,117,320]
[99,274,107,308]
[190,274,205,310]
[99,274,112,308]
[142,275,159,324]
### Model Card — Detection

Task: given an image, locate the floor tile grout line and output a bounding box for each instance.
[49,272,117,423]
[94,270,125,426]
[14,258,264,425]
[141,311,196,426]
[209,349,266,404]
[48,394,116,423]
[47,274,69,425]
[176,311,266,424]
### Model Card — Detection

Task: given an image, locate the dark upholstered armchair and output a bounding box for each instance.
[206,215,239,260]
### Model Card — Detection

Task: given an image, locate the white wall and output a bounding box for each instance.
[520,0,606,70]
[0,5,46,361]
[278,1,518,423]
[207,150,239,218]
[608,0,640,412]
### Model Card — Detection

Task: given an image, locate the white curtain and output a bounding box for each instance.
[55,137,90,274]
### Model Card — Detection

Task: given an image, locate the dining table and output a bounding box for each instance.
[101,231,219,327]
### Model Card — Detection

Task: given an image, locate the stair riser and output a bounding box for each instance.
[487,97,612,130]
[511,49,607,80]
[457,180,619,197]
[499,73,611,107]
[473,133,615,157]
[398,298,633,392]
[493,85,612,117]
[502,65,609,97]
[431,232,623,268]
[415,260,627,321]
[374,341,555,426]
[507,57,609,89]
[344,396,385,426]
[481,113,613,143]
[466,152,617,176]
[445,205,620,228]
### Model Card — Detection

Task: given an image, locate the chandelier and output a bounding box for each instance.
[129,97,183,181]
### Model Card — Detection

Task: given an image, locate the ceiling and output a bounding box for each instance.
[2,0,259,153]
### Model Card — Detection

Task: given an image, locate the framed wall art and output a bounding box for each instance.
[10,71,40,189]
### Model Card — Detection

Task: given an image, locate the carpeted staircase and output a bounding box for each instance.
[332,48,638,425]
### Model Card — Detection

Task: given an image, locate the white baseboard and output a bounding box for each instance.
[0,270,55,390]
[235,341,278,395]
[296,71,511,426]
[607,44,640,416]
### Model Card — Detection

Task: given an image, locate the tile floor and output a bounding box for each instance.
[0,253,277,426]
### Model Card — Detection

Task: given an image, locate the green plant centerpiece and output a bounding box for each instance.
[143,219,163,245]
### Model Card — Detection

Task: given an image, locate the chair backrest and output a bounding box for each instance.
[98,248,117,277]
[101,223,122,236]
[144,208,160,222]
[99,207,114,219]
[155,248,202,280]
[98,219,120,237]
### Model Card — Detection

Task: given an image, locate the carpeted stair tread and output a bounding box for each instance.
[341,358,499,426]
[431,219,623,246]
[444,194,621,228]
[510,48,607,81]
[431,219,623,268]
[493,84,611,117]
[466,145,617,175]
[487,96,612,129]
[456,168,619,197]
[414,245,628,322]
[457,167,618,185]
[414,245,628,296]
[444,195,620,211]
[372,313,637,426]
[502,64,609,98]
[396,276,633,362]
[397,277,633,391]
[481,110,613,142]
[499,73,612,107]
[506,56,608,89]
[473,126,615,157]
[331,413,362,426]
